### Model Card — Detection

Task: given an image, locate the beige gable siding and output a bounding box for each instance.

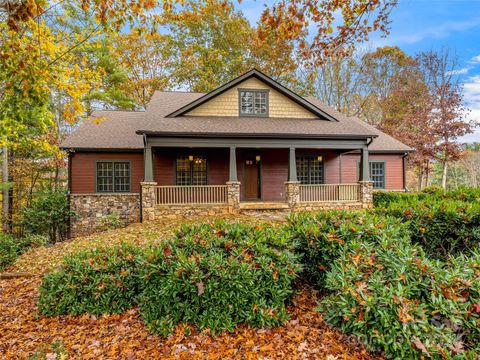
[185,77,318,118]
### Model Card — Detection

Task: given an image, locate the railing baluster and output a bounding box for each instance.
[298,184,360,204]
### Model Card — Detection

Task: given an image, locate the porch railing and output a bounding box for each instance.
[299,184,360,203]
[154,185,228,205]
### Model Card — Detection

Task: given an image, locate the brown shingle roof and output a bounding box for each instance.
[61,91,412,152]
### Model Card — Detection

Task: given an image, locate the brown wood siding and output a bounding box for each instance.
[341,153,405,190]
[70,152,144,194]
[260,149,288,202]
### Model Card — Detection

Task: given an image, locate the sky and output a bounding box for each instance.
[239,0,480,143]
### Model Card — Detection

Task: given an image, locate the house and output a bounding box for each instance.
[62,69,412,236]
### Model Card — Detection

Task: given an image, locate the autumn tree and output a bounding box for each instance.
[113,29,173,109]
[165,0,252,92]
[417,50,476,189]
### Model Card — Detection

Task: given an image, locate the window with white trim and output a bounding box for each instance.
[239,90,268,116]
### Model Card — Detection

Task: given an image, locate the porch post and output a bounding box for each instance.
[359,147,373,208]
[229,146,237,181]
[226,146,240,213]
[144,146,154,182]
[360,147,370,182]
[286,147,300,208]
[288,147,297,182]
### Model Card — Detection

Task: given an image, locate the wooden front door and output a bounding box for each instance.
[244,159,260,200]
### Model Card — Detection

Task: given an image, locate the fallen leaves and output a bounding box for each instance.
[0,276,380,359]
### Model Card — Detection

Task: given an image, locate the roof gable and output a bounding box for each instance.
[166,69,337,121]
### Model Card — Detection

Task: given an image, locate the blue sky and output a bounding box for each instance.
[239,0,480,143]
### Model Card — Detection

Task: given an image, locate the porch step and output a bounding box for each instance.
[239,202,289,210]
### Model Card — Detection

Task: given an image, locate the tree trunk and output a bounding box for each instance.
[424,160,430,188]
[441,159,448,189]
[418,169,424,191]
[2,145,10,233]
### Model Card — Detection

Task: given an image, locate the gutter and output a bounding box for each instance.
[135,130,378,141]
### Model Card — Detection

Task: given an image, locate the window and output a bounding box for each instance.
[357,161,386,189]
[176,155,207,185]
[96,161,131,192]
[239,90,268,116]
[370,162,385,189]
[296,155,324,184]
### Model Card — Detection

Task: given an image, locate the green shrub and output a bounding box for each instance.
[97,212,125,231]
[38,243,142,316]
[320,235,480,358]
[0,233,46,271]
[373,187,480,207]
[288,211,409,290]
[139,221,301,336]
[0,233,21,271]
[22,188,74,242]
[380,199,480,259]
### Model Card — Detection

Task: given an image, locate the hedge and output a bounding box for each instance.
[321,233,480,358]
[38,244,143,316]
[139,221,301,335]
[379,199,480,259]
[288,211,409,290]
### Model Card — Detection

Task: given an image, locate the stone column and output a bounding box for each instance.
[285,181,300,208]
[141,181,157,221]
[359,180,374,208]
[226,181,240,213]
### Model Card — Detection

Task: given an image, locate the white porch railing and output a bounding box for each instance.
[299,184,360,203]
[154,185,228,205]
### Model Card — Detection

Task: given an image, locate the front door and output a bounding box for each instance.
[244,159,260,200]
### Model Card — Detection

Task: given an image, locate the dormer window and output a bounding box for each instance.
[239,89,268,117]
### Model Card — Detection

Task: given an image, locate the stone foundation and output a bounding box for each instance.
[154,204,229,219]
[70,193,140,237]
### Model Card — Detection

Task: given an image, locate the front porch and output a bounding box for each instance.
[139,135,374,220]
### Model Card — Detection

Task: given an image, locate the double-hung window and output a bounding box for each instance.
[369,161,385,189]
[96,161,131,192]
[296,155,324,184]
[239,90,268,116]
[358,161,386,189]
[176,155,207,185]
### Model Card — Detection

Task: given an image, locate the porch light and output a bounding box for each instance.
[188,155,194,161]
[317,155,323,162]
[255,155,261,162]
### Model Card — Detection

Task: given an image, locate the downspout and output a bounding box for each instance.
[402,152,409,192]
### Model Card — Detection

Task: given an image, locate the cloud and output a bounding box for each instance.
[447,67,470,76]
[370,17,480,48]
[468,54,480,64]
[459,75,480,143]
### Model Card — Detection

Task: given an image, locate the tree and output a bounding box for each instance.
[113,29,172,109]
[417,50,476,189]
[166,0,252,92]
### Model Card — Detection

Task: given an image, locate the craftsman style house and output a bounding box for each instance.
[62,69,412,236]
